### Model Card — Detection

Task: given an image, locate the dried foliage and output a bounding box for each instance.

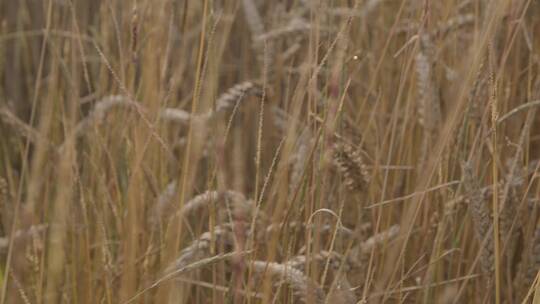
[1,1,540,304]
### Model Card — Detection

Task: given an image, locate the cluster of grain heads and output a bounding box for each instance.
[161,184,402,303]
[74,81,262,136]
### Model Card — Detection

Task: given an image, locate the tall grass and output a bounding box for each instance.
[1,0,540,303]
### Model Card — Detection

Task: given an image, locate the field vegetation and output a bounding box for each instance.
[1,0,540,303]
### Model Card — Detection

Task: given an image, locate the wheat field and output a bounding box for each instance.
[0,0,540,303]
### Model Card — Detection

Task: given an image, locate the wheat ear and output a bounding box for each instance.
[514,221,540,300]
[0,105,50,147]
[251,261,326,304]
[462,161,494,274]
[165,226,234,274]
[332,141,371,191]
[415,33,441,134]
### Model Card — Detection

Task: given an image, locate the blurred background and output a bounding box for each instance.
[1,0,540,303]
